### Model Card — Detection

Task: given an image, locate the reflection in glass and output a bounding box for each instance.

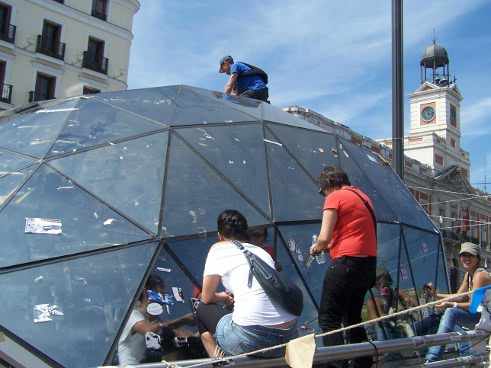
[162,134,268,237]
[49,99,165,156]
[341,139,435,231]
[267,123,338,179]
[0,165,38,207]
[178,124,270,217]
[0,241,157,368]
[0,164,150,268]
[50,132,168,233]
[0,99,80,158]
[0,149,35,176]
[278,223,327,304]
[265,128,321,221]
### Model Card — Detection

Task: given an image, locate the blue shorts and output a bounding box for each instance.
[215,313,298,358]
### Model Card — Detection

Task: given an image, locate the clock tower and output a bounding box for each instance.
[404,41,470,177]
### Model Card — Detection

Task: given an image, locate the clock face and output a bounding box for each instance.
[421,106,435,122]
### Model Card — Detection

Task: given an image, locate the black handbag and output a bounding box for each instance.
[231,240,303,316]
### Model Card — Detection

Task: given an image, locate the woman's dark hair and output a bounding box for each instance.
[217,209,249,241]
[140,274,165,301]
[318,166,351,193]
[248,225,268,243]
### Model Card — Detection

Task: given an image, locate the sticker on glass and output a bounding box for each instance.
[172,287,185,303]
[367,154,378,163]
[25,218,62,235]
[33,304,64,323]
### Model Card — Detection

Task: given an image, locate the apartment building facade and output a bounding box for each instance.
[0,0,139,110]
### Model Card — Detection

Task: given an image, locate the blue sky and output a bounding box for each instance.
[128,0,491,190]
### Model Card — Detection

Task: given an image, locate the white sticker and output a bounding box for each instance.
[156,267,172,273]
[33,304,64,323]
[25,218,62,235]
[172,287,185,303]
[367,154,378,163]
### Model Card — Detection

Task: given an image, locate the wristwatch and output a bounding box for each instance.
[452,302,458,308]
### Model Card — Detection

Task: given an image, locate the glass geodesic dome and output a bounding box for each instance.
[0,85,448,367]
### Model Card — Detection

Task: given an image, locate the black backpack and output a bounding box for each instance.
[232,240,303,316]
[239,62,269,85]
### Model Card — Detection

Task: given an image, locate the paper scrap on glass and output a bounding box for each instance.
[172,287,185,303]
[33,304,64,323]
[285,333,316,368]
[25,218,62,235]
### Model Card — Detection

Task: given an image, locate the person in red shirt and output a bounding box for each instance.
[310,167,377,368]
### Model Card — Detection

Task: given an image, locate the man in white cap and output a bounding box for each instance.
[425,242,491,363]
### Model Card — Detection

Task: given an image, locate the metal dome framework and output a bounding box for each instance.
[0,86,448,368]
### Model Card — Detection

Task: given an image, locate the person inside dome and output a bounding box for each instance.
[425,242,491,363]
[195,209,297,357]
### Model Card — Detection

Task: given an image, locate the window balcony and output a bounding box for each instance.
[0,83,12,104]
[29,91,53,103]
[0,24,16,44]
[82,51,108,75]
[36,35,66,61]
[91,9,107,21]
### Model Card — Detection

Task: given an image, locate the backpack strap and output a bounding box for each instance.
[238,62,269,85]
[231,240,254,288]
[343,188,377,240]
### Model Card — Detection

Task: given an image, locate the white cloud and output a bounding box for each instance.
[462,97,491,136]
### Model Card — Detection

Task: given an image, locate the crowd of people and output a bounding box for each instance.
[116,167,490,367]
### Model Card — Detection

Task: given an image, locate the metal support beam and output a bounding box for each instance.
[392,0,404,179]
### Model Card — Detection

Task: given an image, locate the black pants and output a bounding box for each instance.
[240,88,269,102]
[318,256,376,368]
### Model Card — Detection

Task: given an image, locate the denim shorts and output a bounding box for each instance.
[215,313,298,358]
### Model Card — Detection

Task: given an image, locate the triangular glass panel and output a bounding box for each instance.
[186,85,263,120]
[264,127,321,221]
[50,132,168,233]
[403,226,440,293]
[95,86,176,125]
[177,124,270,217]
[436,243,450,293]
[0,99,80,158]
[276,231,319,334]
[262,104,324,131]
[0,149,36,176]
[267,123,339,179]
[0,241,158,368]
[161,133,268,237]
[0,164,38,208]
[337,139,397,223]
[48,98,166,156]
[340,139,435,231]
[0,164,151,269]
[278,224,327,305]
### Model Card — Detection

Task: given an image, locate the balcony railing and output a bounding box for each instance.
[92,9,107,21]
[0,84,12,104]
[82,51,108,75]
[36,35,66,61]
[0,24,16,44]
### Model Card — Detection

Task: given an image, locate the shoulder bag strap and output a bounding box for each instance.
[343,188,377,240]
[231,240,254,288]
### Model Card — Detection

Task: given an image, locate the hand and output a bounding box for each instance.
[216,292,234,306]
[436,301,455,310]
[310,242,322,256]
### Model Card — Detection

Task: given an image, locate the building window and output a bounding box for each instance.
[37,20,65,60]
[83,37,108,74]
[0,2,15,44]
[92,0,108,21]
[52,0,64,3]
[434,153,444,166]
[0,59,12,104]
[450,138,456,148]
[450,104,457,127]
[83,86,100,95]
[32,73,56,102]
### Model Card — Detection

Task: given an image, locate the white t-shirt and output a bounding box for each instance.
[118,309,146,366]
[203,241,296,326]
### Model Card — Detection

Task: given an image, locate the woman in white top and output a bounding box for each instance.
[196,209,298,357]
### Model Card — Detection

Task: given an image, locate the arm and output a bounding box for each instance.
[201,275,234,304]
[132,319,163,335]
[310,209,337,255]
[224,74,238,95]
[436,273,469,300]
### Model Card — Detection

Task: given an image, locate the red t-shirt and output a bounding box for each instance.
[323,186,377,260]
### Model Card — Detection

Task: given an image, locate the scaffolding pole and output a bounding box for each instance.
[392,0,404,179]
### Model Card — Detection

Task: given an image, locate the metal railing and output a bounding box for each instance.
[0,24,16,44]
[0,83,13,104]
[82,51,108,74]
[121,330,489,368]
[35,34,66,61]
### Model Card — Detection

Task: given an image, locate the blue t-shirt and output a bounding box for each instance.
[230,62,267,94]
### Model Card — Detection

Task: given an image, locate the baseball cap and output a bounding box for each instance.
[459,242,480,256]
[219,55,234,72]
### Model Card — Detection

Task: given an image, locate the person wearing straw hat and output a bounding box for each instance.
[425,242,491,363]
